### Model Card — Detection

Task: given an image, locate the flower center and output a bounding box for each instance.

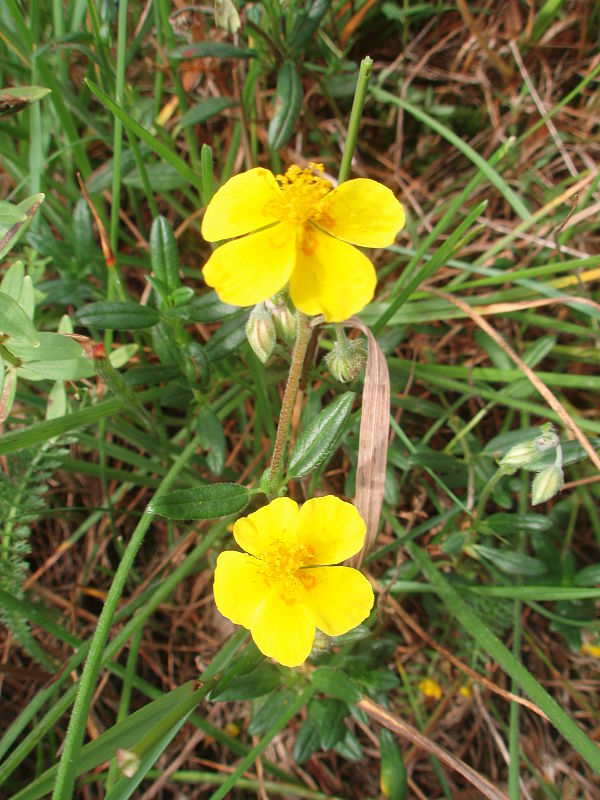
[266,163,332,225]
[259,540,313,603]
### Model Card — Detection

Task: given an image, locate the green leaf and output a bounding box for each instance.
[485,512,553,535]
[379,728,407,800]
[288,0,331,53]
[150,216,180,299]
[210,663,281,701]
[77,302,160,330]
[0,193,44,260]
[334,729,363,761]
[293,717,321,764]
[472,545,547,577]
[307,697,348,749]
[196,406,226,475]
[0,291,39,345]
[408,446,465,473]
[6,682,196,800]
[248,690,298,736]
[573,564,600,587]
[72,198,95,269]
[204,311,250,360]
[170,42,256,59]
[164,291,238,323]
[311,667,362,704]
[179,97,237,127]
[148,483,249,520]
[287,392,355,478]
[0,85,51,117]
[267,61,303,151]
[0,261,24,300]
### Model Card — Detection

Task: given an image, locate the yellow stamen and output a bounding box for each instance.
[258,540,313,603]
[266,164,332,225]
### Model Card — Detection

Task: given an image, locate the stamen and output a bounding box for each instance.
[258,540,313,603]
[264,164,332,225]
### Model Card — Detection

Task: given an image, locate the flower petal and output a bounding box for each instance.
[315,179,405,247]
[203,223,296,307]
[289,225,376,322]
[297,496,365,565]
[201,168,281,241]
[233,496,299,556]
[298,566,374,636]
[250,590,315,667]
[213,551,269,629]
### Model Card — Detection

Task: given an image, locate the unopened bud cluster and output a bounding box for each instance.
[245,300,297,363]
[326,336,367,383]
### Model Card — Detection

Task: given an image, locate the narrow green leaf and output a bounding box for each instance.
[0,193,44,260]
[288,0,331,53]
[165,291,238,324]
[148,483,249,520]
[473,545,547,577]
[0,261,24,300]
[288,391,355,478]
[170,42,255,59]
[210,664,281,701]
[179,97,237,127]
[379,728,407,800]
[150,216,180,298]
[485,513,553,535]
[248,690,297,736]
[204,311,250,360]
[0,291,39,345]
[196,406,226,475]
[0,85,51,117]
[293,717,321,764]
[77,302,160,330]
[267,62,303,151]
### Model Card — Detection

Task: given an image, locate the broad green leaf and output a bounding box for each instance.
[9,332,85,361]
[77,301,160,330]
[267,62,303,151]
[210,663,281,701]
[573,564,600,587]
[379,728,407,800]
[334,729,363,761]
[7,682,196,800]
[72,198,95,269]
[288,0,331,53]
[307,697,348,750]
[150,216,180,299]
[293,717,321,764]
[109,344,138,369]
[148,483,249,520]
[46,380,67,420]
[0,193,44,260]
[311,667,362,704]
[473,544,547,577]
[179,97,237,127]
[0,201,27,227]
[183,341,210,388]
[0,85,50,117]
[208,643,265,700]
[248,690,297,736]
[287,392,355,478]
[196,405,226,475]
[19,276,34,319]
[123,162,185,192]
[0,291,39,345]
[17,359,93,381]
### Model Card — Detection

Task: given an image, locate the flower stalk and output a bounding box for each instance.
[266,311,311,498]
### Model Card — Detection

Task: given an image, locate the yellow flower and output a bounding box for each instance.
[202,163,405,323]
[581,642,600,658]
[418,677,442,699]
[213,495,374,667]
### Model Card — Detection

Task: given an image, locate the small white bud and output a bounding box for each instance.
[325,338,367,383]
[117,748,140,778]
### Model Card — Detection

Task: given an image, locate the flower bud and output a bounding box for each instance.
[245,303,275,364]
[531,465,564,505]
[271,303,297,345]
[499,440,541,470]
[325,338,367,383]
[117,748,140,778]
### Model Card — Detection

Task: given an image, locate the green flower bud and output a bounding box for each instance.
[270,303,297,345]
[245,303,275,364]
[325,338,367,383]
[531,465,564,505]
[499,440,541,469]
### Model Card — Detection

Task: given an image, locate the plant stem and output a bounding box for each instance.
[51,434,203,800]
[474,465,507,521]
[266,312,310,498]
[338,56,372,184]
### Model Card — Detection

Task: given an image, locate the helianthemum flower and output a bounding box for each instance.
[213,495,374,667]
[202,163,405,322]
